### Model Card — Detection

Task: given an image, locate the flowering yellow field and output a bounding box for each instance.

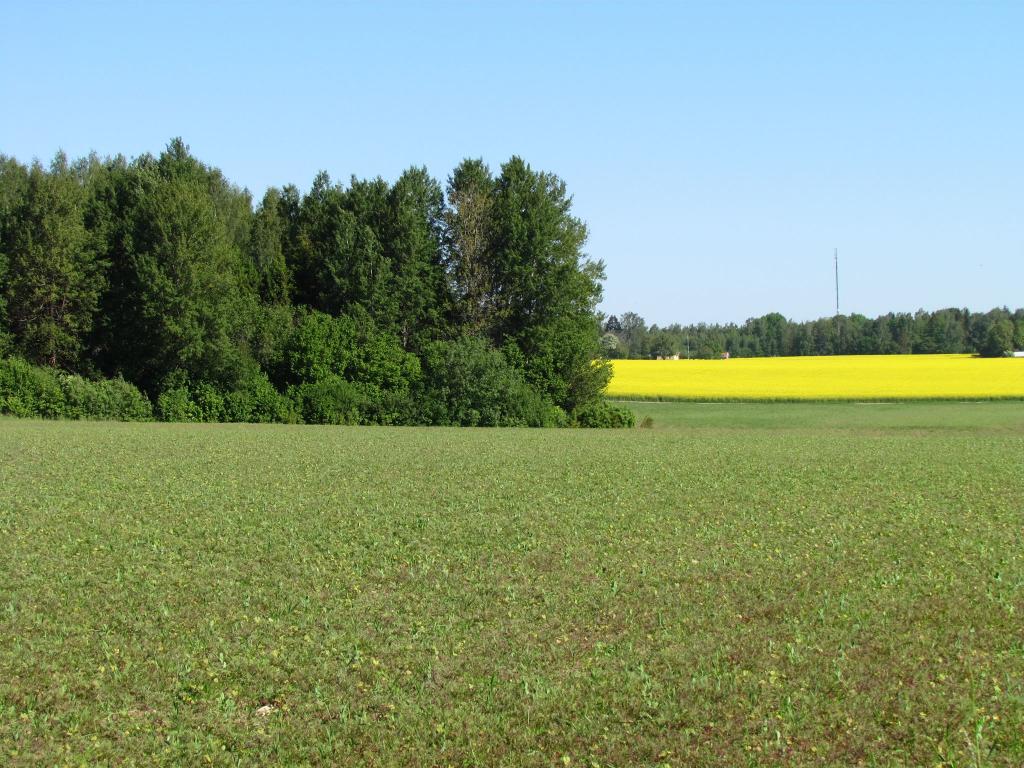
[607,354,1024,401]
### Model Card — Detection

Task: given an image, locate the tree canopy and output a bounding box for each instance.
[603,306,1024,360]
[0,141,617,426]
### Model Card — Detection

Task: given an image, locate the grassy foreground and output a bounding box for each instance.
[607,355,1024,401]
[2,406,1023,767]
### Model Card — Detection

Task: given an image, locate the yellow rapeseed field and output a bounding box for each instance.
[607,354,1024,401]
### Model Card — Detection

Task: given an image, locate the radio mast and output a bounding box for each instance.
[834,248,839,316]
[834,248,841,351]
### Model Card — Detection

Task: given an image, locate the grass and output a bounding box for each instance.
[623,400,1024,432]
[607,354,1024,401]
[1,405,1023,766]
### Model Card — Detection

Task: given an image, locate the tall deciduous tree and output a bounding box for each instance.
[290,174,395,323]
[445,159,494,333]
[486,157,609,411]
[384,167,449,349]
[97,141,255,391]
[0,156,31,355]
[247,188,290,305]
[5,155,106,368]
[982,317,1014,357]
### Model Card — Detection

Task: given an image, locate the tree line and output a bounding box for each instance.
[602,306,1024,360]
[0,140,633,427]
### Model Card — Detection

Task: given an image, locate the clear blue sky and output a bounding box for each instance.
[2,1,1021,326]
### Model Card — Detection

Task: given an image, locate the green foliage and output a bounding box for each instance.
[353,384,417,426]
[346,316,421,401]
[247,188,290,304]
[282,310,357,384]
[0,157,29,356]
[156,372,296,424]
[280,309,420,424]
[445,159,494,333]
[4,156,106,369]
[0,357,65,418]
[58,373,152,421]
[157,386,202,422]
[0,142,618,427]
[982,318,1015,357]
[573,400,635,428]
[0,356,151,420]
[224,373,298,424]
[383,167,449,349]
[96,140,256,392]
[192,382,227,422]
[418,336,563,426]
[610,307,1023,359]
[648,329,677,359]
[288,173,396,325]
[288,375,365,425]
[247,302,295,382]
[485,157,608,412]
[600,332,621,357]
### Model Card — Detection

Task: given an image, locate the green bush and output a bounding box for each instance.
[191,382,227,422]
[155,374,296,425]
[355,383,416,426]
[574,401,636,428]
[288,375,365,425]
[0,358,152,422]
[349,323,421,399]
[282,310,357,384]
[157,387,202,422]
[55,375,92,419]
[0,357,65,418]
[280,310,419,425]
[113,378,153,420]
[60,374,152,421]
[224,373,297,424]
[418,337,564,427]
[509,382,569,428]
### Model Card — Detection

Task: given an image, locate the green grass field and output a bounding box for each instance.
[2,405,1023,766]
[625,400,1024,432]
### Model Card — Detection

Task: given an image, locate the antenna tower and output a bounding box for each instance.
[834,248,841,351]
[834,248,839,316]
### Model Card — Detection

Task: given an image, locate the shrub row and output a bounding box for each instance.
[157,373,298,424]
[0,357,152,421]
[2,354,635,428]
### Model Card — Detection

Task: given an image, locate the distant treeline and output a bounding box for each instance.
[0,140,633,427]
[602,307,1024,360]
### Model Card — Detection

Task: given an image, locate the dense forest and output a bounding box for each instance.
[602,306,1024,360]
[0,140,633,427]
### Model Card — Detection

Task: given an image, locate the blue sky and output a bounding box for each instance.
[2,1,1021,325]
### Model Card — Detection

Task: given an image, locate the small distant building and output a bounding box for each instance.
[655,354,680,360]
[721,351,730,360]
[1013,351,1024,358]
